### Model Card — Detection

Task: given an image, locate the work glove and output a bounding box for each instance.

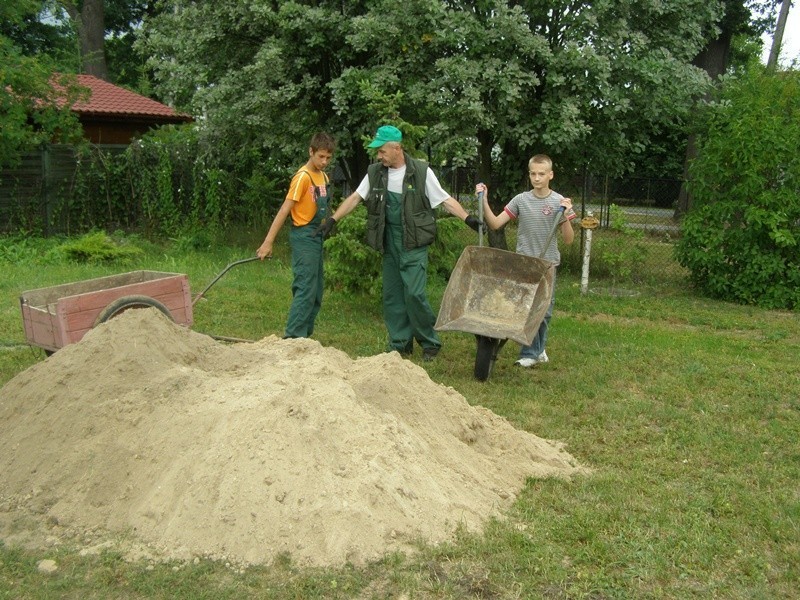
[464,214,482,233]
[315,217,337,239]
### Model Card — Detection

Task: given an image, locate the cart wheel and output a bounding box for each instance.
[94,295,174,327]
[474,335,498,382]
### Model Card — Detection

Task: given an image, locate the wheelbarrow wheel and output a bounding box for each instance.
[94,295,174,327]
[474,335,498,382]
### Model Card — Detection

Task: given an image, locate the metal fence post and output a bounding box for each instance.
[41,144,52,236]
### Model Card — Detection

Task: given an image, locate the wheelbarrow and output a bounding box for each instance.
[19,257,260,355]
[434,199,563,381]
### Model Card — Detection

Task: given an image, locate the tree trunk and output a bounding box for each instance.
[674,35,730,217]
[767,0,792,69]
[675,133,699,218]
[62,0,109,80]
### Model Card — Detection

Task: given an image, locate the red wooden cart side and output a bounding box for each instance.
[20,271,193,353]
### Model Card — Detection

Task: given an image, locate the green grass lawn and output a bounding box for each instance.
[1,229,798,599]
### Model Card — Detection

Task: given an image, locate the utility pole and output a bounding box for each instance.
[768,0,793,69]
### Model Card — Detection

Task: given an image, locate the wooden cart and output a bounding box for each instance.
[20,271,193,354]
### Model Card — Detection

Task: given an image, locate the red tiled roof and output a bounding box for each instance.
[54,74,193,122]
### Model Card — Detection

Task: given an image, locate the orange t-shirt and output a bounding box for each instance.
[286,168,329,226]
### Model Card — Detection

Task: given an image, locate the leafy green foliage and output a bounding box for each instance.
[57,143,131,233]
[0,233,53,264]
[604,204,648,286]
[128,125,284,237]
[242,171,285,226]
[47,125,284,238]
[676,68,800,309]
[48,230,143,263]
[323,206,381,295]
[139,0,724,203]
[428,215,468,281]
[0,0,77,67]
[139,1,356,183]
[1,36,84,169]
[170,228,216,253]
[4,1,780,250]
[579,205,649,290]
[2,125,286,240]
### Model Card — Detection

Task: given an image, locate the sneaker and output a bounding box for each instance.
[422,347,440,362]
[515,351,549,368]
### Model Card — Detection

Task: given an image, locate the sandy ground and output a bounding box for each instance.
[0,308,587,567]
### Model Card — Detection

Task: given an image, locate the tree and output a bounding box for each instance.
[46,1,157,86]
[1,0,76,67]
[1,0,83,169]
[326,0,714,177]
[674,0,778,216]
[766,0,791,69]
[140,1,370,184]
[139,0,726,241]
[675,67,800,309]
[59,0,108,79]
[1,0,159,90]
[102,0,159,90]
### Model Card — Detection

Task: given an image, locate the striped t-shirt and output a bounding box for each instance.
[503,190,566,265]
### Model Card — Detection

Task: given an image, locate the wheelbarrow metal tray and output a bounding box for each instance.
[435,246,554,346]
[20,271,193,353]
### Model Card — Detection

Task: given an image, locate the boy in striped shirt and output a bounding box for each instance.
[475,154,576,367]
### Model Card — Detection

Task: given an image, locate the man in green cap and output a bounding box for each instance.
[317,125,480,361]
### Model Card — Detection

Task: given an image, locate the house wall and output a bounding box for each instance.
[80,119,170,144]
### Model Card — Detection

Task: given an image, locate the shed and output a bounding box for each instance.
[54,74,193,144]
[1,76,194,234]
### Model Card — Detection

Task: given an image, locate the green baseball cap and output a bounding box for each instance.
[368,125,402,148]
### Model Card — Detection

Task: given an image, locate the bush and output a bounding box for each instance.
[428,216,468,281]
[600,204,648,288]
[0,235,54,264]
[323,207,382,295]
[121,126,287,238]
[676,68,800,309]
[171,227,217,253]
[48,231,143,263]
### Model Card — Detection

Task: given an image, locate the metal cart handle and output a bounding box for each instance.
[192,256,261,306]
[477,191,485,247]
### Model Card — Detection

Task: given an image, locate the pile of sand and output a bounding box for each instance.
[0,309,586,567]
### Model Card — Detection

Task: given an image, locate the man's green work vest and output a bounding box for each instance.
[364,153,437,252]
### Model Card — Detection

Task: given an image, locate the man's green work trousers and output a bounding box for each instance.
[382,192,442,354]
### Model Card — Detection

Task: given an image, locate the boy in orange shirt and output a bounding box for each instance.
[257,132,336,338]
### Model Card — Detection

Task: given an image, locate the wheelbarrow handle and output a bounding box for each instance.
[539,206,566,260]
[192,256,261,306]
[477,191,485,247]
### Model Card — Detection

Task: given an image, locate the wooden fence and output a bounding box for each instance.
[2,146,683,240]
[0,144,127,235]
